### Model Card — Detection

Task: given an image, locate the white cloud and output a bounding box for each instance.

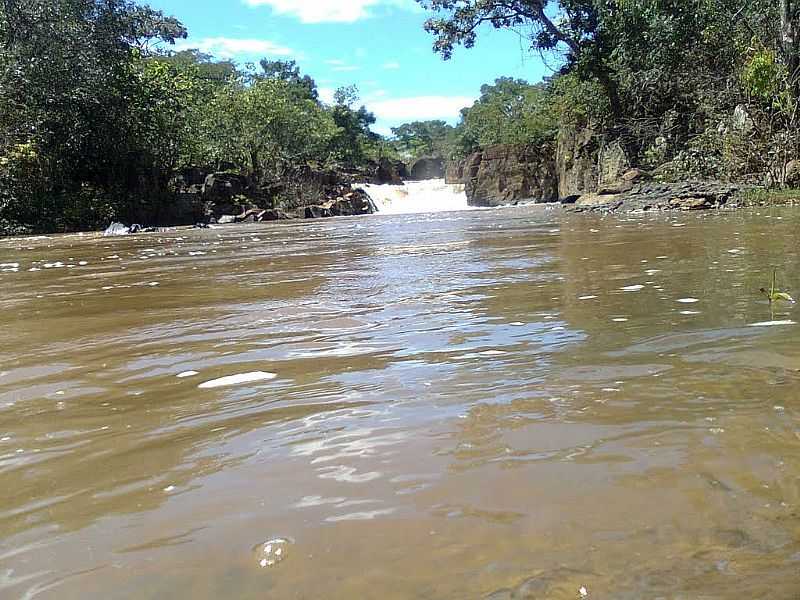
[366,95,474,122]
[174,37,294,60]
[242,0,418,23]
[382,61,401,70]
[318,87,337,104]
[324,59,360,72]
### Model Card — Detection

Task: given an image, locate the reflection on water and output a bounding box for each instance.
[0,207,799,599]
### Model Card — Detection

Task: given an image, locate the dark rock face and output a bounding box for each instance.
[304,206,332,219]
[374,159,407,185]
[464,145,558,207]
[409,157,445,180]
[202,173,248,202]
[445,160,465,184]
[329,189,378,216]
[258,209,292,221]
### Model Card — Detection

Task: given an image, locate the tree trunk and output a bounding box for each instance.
[780,0,800,97]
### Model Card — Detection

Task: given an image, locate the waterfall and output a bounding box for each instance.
[362,179,470,215]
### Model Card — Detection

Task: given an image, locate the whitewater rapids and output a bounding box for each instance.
[363,179,471,215]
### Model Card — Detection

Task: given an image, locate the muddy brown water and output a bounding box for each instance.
[1,206,799,599]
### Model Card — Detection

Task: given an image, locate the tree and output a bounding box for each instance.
[328,86,379,166]
[417,0,621,114]
[456,77,556,151]
[391,120,455,158]
[198,79,338,185]
[258,59,319,100]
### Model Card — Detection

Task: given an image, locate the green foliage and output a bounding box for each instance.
[455,78,557,153]
[197,79,339,184]
[742,50,782,98]
[327,86,379,167]
[391,121,456,159]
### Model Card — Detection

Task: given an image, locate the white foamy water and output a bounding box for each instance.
[364,179,470,215]
[198,371,277,389]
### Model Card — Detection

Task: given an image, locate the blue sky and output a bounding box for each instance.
[148,0,553,135]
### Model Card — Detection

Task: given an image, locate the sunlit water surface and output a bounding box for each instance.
[1,206,799,599]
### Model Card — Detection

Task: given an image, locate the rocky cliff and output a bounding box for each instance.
[459,145,558,207]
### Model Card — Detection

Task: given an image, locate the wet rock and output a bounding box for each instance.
[329,189,377,216]
[258,209,292,221]
[570,180,741,213]
[374,158,407,185]
[103,222,132,236]
[304,206,332,219]
[252,537,293,569]
[464,144,558,207]
[409,156,445,180]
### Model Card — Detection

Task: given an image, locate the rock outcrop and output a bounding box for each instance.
[463,145,558,207]
[409,157,445,180]
[445,160,465,185]
[373,159,408,185]
[556,126,630,200]
[570,173,741,213]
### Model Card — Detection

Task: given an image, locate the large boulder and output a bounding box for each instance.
[329,189,378,216]
[463,144,558,207]
[409,156,445,180]
[785,160,800,186]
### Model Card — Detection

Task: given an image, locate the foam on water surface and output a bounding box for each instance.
[198,371,277,389]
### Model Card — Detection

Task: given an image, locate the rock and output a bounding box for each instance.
[217,215,237,224]
[598,180,634,195]
[464,144,558,207]
[785,160,800,186]
[445,160,465,184]
[732,104,754,132]
[202,172,248,202]
[235,208,267,223]
[174,167,207,191]
[304,206,332,219]
[622,168,648,182]
[103,222,131,236]
[374,159,407,185]
[570,180,740,213]
[257,209,291,221]
[598,141,630,188]
[576,192,624,207]
[329,189,377,216]
[193,222,210,229]
[556,125,630,199]
[669,196,716,210]
[409,156,445,180]
[556,124,601,198]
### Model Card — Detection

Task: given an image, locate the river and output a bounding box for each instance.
[1,199,799,599]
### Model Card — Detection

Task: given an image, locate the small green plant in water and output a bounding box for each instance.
[760,269,795,304]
